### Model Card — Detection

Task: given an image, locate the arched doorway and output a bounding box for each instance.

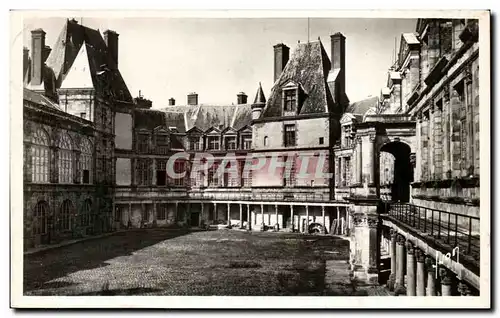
[379,141,413,203]
[33,201,49,245]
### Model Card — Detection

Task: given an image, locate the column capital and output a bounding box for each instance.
[425,255,436,272]
[439,267,453,285]
[416,249,426,263]
[406,241,415,255]
[457,281,471,296]
[397,234,406,245]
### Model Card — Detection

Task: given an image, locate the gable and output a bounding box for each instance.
[60,43,94,89]
[340,113,356,125]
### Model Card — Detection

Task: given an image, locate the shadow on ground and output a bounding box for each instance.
[23,228,192,292]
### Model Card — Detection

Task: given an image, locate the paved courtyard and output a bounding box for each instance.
[24,229,356,296]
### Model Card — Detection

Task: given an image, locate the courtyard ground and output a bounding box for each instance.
[24,228,370,296]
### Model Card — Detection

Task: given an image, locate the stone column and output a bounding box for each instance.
[442,88,451,179]
[336,208,340,235]
[247,204,251,230]
[128,203,132,227]
[50,146,59,183]
[439,267,453,296]
[175,202,179,223]
[72,149,81,184]
[290,205,294,232]
[416,249,426,296]
[321,205,326,234]
[275,204,279,229]
[406,241,416,296]
[388,229,397,291]
[260,203,264,231]
[429,106,435,178]
[227,202,231,226]
[305,205,309,234]
[426,256,437,296]
[239,204,243,229]
[415,114,422,181]
[457,281,471,296]
[351,204,380,284]
[356,137,362,184]
[395,235,406,294]
[153,202,157,227]
[201,203,205,224]
[152,159,156,186]
[213,203,217,222]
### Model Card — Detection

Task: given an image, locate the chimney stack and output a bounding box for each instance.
[103,29,119,67]
[237,92,248,105]
[30,28,46,86]
[273,43,290,83]
[330,32,345,106]
[187,93,198,106]
[169,98,176,106]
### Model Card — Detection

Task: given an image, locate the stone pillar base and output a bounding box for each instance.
[387,273,396,291]
[352,266,379,285]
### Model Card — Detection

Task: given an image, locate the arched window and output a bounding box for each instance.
[80,138,93,184]
[60,200,74,231]
[264,136,269,147]
[58,133,73,183]
[81,199,92,227]
[31,128,50,183]
[33,201,49,235]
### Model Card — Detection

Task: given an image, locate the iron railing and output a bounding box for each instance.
[387,202,480,259]
[186,191,332,202]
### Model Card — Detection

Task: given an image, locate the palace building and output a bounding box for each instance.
[22,17,481,296]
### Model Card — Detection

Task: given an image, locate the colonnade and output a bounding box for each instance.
[382,228,474,296]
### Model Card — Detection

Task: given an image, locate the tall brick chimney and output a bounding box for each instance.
[187,93,198,106]
[169,98,176,106]
[30,29,46,86]
[331,32,346,93]
[237,92,248,105]
[103,29,119,67]
[273,43,289,83]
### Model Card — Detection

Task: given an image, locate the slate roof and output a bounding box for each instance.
[261,40,334,118]
[23,87,62,110]
[39,19,133,102]
[147,103,253,133]
[345,96,379,116]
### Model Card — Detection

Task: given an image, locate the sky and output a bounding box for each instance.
[22,17,416,108]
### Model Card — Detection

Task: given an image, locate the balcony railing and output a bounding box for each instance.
[387,202,480,262]
[186,191,334,203]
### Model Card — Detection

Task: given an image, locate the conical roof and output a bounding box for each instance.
[253,82,266,105]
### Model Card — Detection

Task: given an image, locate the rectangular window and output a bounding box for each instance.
[242,136,252,150]
[157,204,167,220]
[174,161,185,186]
[225,136,237,150]
[344,157,351,186]
[156,134,169,155]
[208,163,219,187]
[136,159,151,186]
[284,89,297,111]
[319,137,324,145]
[80,112,86,119]
[82,170,90,184]
[284,124,296,147]
[137,134,150,153]
[343,126,352,148]
[189,137,200,151]
[156,160,167,186]
[207,136,220,150]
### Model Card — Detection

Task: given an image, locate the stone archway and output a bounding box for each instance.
[379,141,413,202]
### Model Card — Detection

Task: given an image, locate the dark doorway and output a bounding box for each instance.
[282,205,291,229]
[190,212,200,227]
[380,141,413,203]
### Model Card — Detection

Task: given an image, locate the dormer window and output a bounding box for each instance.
[224,136,237,150]
[189,137,200,151]
[284,89,297,111]
[207,136,220,151]
[242,135,252,150]
[137,133,150,153]
[155,133,169,155]
[342,125,352,148]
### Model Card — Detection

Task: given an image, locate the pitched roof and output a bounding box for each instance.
[42,19,133,102]
[345,96,379,116]
[23,88,62,110]
[156,104,252,133]
[261,40,334,118]
[253,82,266,104]
[402,33,420,45]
